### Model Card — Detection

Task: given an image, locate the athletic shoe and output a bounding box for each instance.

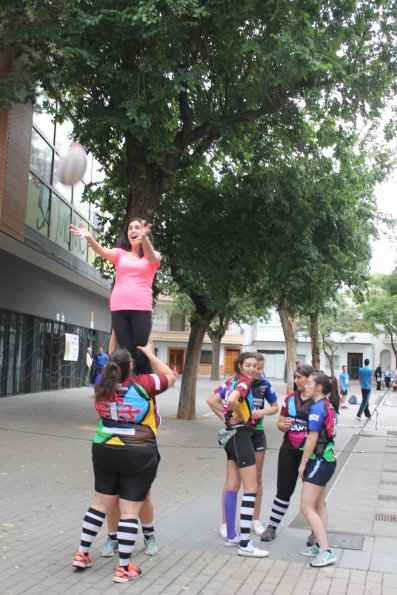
[113,562,142,583]
[355,416,362,421]
[101,536,118,557]
[310,548,337,568]
[238,540,269,558]
[219,523,227,539]
[299,544,320,557]
[144,535,158,556]
[306,531,316,546]
[261,525,276,542]
[252,520,265,535]
[225,532,240,547]
[72,551,93,569]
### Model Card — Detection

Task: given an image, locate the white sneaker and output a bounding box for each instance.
[238,539,269,558]
[225,532,240,547]
[252,520,265,535]
[219,523,227,539]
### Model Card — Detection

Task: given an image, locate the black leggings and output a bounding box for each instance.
[111,310,153,374]
[276,446,303,501]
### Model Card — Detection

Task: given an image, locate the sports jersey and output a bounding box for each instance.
[108,248,161,311]
[250,375,278,431]
[216,375,253,425]
[307,398,336,462]
[94,373,168,446]
[280,392,313,450]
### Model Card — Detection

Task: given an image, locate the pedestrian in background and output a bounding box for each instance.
[374,364,382,391]
[356,358,373,422]
[339,365,350,408]
[86,347,93,386]
[94,347,109,381]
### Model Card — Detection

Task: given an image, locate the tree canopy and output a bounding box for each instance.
[2,0,397,218]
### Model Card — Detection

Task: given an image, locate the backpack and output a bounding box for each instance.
[348,394,358,405]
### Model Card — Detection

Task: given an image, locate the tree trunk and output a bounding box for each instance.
[210,333,221,380]
[309,311,321,370]
[207,316,229,381]
[277,297,296,394]
[177,313,213,419]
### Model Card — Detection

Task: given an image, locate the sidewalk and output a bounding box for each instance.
[0,379,396,594]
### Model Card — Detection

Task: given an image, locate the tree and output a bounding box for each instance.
[2,1,397,220]
[360,273,397,367]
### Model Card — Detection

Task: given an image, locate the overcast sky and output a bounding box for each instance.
[371,175,397,274]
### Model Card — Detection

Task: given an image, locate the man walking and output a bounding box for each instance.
[94,347,109,382]
[356,358,373,422]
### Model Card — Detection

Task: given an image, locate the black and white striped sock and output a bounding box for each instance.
[78,507,105,553]
[118,518,138,569]
[240,493,256,548]
[141,522,155,538]
[269,497,290,528]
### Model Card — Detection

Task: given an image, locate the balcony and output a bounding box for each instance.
[151,322,245,345]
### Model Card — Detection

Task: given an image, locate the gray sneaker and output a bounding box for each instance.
[144,534,159,556]
[261,525,276,542]
[101,536,118,557]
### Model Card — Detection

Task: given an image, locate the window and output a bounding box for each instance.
[27,95,103,266]
[170,314,186,331]
[26,174,50,237]
[200,350,212,364]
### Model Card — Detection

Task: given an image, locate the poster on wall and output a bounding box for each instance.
[64,333,79,361]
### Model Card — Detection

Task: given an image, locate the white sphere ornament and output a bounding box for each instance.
[58,143,87,185]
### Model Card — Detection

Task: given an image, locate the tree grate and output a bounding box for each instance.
[375,513,397,522]
[379,494,397,501]
[381,480,397,485]
[383,469,397,473]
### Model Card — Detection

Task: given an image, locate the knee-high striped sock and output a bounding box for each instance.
[78,507,105,553]
[240,493,256,548]
[141,522,154,538]
[225,490,238,539]
[269,496,290,528]
[118,518,138,569]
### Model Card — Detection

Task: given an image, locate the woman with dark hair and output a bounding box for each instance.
[70,218,160,373]
[298,372,338,567]
[207,351,269,558]
[72,344,175,584]
[261,364,315,543]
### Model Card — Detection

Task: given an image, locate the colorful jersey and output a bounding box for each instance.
[108,247,161,311]
[216,375,253,425]
[280,392,313,450]
[94,373,168,445]
[307,398,336,462]
[250,376,278,430]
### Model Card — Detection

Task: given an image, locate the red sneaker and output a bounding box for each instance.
[72,551,93,569]
[113,562,142,583]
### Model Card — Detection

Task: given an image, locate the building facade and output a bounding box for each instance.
[0,50,111,396]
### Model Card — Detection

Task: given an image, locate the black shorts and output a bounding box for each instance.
[251,430,267,452]
[92,443,160,501]
[304,458,336,487]
[224,426,256,468]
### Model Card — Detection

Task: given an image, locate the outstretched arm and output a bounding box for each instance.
[139,221,159,264]
[70,223,114,260]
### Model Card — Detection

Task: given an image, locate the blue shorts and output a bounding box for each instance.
[304,458,336,486]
